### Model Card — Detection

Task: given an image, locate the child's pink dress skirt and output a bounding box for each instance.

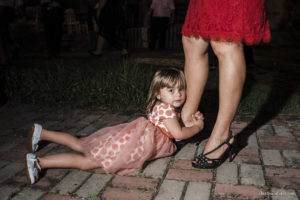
[79,117,177,175]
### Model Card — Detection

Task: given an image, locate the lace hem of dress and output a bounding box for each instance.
[181,30,271,45]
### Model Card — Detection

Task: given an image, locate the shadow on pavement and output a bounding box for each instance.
[234,70,300,156]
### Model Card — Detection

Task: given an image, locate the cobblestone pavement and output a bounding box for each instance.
[0,103,299,200]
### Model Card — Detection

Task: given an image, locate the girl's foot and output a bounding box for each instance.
[27,123,42,153]
[25,153,41,184]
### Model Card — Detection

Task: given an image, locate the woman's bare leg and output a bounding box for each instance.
[38,153,101,170]
[92,35,105,55]
[203,41,246,159]
[41,129,83,153]
[181,36,210,126]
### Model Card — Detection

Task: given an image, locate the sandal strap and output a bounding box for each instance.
[203,131,233,156]
[34,158,41,171]
[199,154,221,161]
[192,154,222,169]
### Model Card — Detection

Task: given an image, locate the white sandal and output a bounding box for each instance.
[25,153,41,184]
[27,123,42,153]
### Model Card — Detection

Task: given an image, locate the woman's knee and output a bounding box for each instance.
[182,36,209,55]
[182,36,193,47]
[211,41,243,58]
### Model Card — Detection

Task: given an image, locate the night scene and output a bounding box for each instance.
[0,0,300,199]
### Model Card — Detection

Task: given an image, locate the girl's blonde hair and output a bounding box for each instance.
[146,68,186,115]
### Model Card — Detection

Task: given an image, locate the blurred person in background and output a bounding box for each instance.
[87,0,99,51]
[40,0,65,58]
[0,0,18,65]
[90,0,129,58]
[0,0,22,105]
[149,0,175,50]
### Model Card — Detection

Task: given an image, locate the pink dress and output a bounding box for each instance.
[79,102,177,175]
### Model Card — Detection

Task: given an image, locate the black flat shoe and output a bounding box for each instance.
[174,139,188,150]
[192,131,235,169]
[89,52,102,57]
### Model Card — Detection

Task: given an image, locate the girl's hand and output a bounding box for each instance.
[192,112,204,131]
[164,111,204,141]
[194,111,204,120]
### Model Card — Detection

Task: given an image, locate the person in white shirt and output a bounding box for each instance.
[149,0,175,50]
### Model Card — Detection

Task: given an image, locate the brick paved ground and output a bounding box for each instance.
[0,103,299,200]
[1,47,299,199]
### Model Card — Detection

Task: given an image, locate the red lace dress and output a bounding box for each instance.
[182,0,271,45]
[79,102,177,175]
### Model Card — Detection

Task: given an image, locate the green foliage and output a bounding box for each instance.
[5,60,158,112]
[4,59,300,114]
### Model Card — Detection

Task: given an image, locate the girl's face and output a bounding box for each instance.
[156,83,186,108]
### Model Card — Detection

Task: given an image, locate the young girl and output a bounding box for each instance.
[25,68,204,184]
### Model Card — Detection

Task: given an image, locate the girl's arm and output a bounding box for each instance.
[163,116,203,141]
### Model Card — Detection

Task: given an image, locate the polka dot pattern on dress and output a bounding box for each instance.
[127,136,145,163]
[90,131,132,168]
[148,102,177,138]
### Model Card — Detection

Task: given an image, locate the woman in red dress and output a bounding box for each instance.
[181,0,271,169]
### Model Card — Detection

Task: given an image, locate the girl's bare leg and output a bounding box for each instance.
[40,129,83,153]
[203,41,246,159]
[38,153,101,170]
[181,36,210,127]
[39,130,101,170]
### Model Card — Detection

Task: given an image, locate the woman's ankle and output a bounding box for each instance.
[211,124,231,139]
[181,106,197,127]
